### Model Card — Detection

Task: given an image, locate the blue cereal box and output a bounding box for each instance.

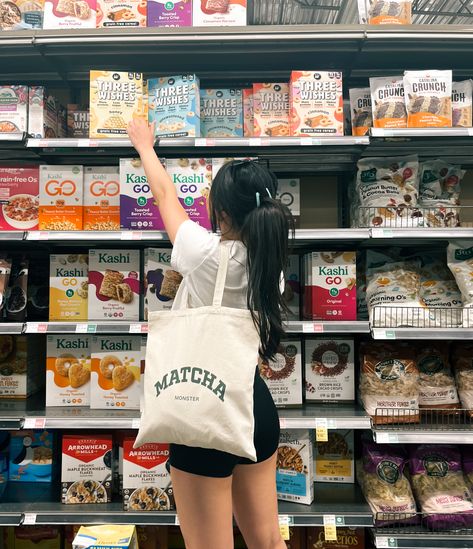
[200,89,243,137]
[9,430,53,483]
[148,75,200,138]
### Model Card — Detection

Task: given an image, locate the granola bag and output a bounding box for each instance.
[410,445,473,530]
[349,88,372,136]
[452,80,473,128]
[452,343,473,414]
[360,342,419,424]
[370,76,407,129]
[404,70,453,128]
[448,241,473,327]
[358,0,412,24]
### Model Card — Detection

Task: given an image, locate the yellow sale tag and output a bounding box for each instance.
[324,524,337,541]
[278,516,290,541]
[315,418,328,442]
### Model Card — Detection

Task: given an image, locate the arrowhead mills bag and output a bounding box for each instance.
[135,244,260,461]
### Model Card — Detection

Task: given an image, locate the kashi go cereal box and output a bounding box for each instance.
[144,248,182,319]
[89,71,146,139]
[67,105,90,138]
[193,0,247,26]
[96,0,147,27]
[46,335,91,407]
[90,335,144,410]
[61,434,113,503]
[147,0,192,27]
[164,158,212,229]
[49,254,88,321]
[200,89,243,137]
[0,167,39,231]
[289,71,344,136]
[148,74,200,138]
[39,165,84,231]
[88,249,140,321]
[84,167,120,231]
[0,86,28,134]
[252,83,290,137]
[28,87,60,139]
[122,437,175,511]
[43,0,96,29]
[9,430,54,482]
[242,88,254,137]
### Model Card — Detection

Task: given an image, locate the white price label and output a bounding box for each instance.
[28,323,48,334]
[175,515,180,525]
[311,139,323,146]
[23,513,37,525]
[121,231,142,241]
[376,537,398,549]
[77,139,90,147]
[129,324,143,334]
[194,138,206,147]
[300,137,313,146]
[131,418,140,429]
[28,231,49,241]
[75,324,88,333]
[315,418,328,442]
[371,228,394,238]
[23,418,46,429]
[375,432,399,444]
[278,515,290,541]
[323,515,337,541]
[467,128,473,137]
[279,418,287,429]
[249,138,262,146]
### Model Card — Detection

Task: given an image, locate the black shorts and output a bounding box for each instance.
[168,368,280,478]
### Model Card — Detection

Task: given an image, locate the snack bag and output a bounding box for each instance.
[447,241,473,327]
[370,76,407,129]
[452,80,473,128]
[349,87,372,136]
[358,0,412,24]
[452,343,473,414]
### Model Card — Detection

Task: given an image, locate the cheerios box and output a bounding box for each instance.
[0,167,39,231]
[84,167,120,231]
[290,71,344,136]
[61,434,112,504]
[90,335,144,410]
[49,254,88,321]
[148,75,200,138]
[88,249,140,321]
[46,335,91,408]
[253,83,290,137]
[200,89,243,137]
[9,430,54,483]
[97,0,147,27]
[192,0,247,26]
[122,437,175,511]
[39,165,83,231]
[144,248,182,319]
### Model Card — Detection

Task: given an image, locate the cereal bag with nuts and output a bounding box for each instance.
[49,254,88,321]
[370,76,407,129]
[252,83,290,137]
[349,87,372,136]
[452,80,473,128]
[448,241,473,327]
[452,342,473,414]
[0,167,39,231]
[84,167,120,231]
[9,430,54,482]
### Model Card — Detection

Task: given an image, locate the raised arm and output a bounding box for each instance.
[127,119,189,243]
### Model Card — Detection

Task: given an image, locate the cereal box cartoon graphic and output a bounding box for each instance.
[0,86,29,134]
[253,83,289,137]
[193,0,246,26]
[97,0,146,26]
[43,0,96,28]
[200,89,243,137]
[147,0,191,26]
[148,74,200,138]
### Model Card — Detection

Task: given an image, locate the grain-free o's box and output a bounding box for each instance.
[0,167,39,231]
[49,254,88,321]
[84,167,120,231]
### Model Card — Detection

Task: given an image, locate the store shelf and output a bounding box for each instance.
[371,328,473,340]
[25,230,168,242]
[371,128,473,138]
[24,321,148,335]
[374,532,473,549]
[0,324,24,335]
[369,228,473,240]
[294,229,370,242]
[373,428,473,444]
[0,232,24,241]
[286,321,370,334]
[279,404,371,430]
[0,133,25,142]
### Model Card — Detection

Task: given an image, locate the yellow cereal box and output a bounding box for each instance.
[252,83,290,137]
[289,71,344,136]
[84,167,120,231]
[49,254,88,321]
[39,165,84,231]
[89,71,145,139]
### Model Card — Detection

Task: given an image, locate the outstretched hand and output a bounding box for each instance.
[127,119,156,155]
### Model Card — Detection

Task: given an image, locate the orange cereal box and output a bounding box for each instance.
[289,71,344,136]
[252,83,289,137]
[242,88,254,137]
[39,165,83,231]
[84,167,120,231]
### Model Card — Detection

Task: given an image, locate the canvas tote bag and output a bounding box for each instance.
[135,244,259,461]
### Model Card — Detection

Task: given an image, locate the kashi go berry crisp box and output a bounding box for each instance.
[200,89,243,137]
[147,0,192,27]
[0,167,39,231]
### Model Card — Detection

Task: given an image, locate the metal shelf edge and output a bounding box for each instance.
[371,328,473,340]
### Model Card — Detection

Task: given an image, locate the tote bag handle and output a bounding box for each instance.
[213,244,230,307]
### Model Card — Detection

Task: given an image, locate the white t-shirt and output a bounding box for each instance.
[171,220,249,309]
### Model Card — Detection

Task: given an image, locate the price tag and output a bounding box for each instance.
[121,231,142,241]
[77,139,90,147]
[278,516,290,541]
[87,324,97,334]
[372,329,396,340]
[315,418,328,442]
[129,324,143,334]
[300,137,313,146]
[327,419,337,430]
[376,537,398,549]
[75,324,88,334]
[28,323,48,334]
[323,515,337,541]
[311,139,323,146]
[279,418,287,429]
[23,513,37,525]
[260,137,271,146]
[131,418,140,429]
[24,418,46,429]
[467,128,473,137]
[175,515,180,526]
[371,228,394,238]
[249,138,262,147]
[375,432,399,444]
[28,231,49,241]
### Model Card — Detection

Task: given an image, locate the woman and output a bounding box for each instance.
[128,119,293,549]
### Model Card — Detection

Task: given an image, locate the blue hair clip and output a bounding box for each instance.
[265,187,272,198]
[255,192,261,208]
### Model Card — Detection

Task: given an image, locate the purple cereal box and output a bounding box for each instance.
[147,0,192,27]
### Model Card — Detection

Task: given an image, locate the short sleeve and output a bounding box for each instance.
[171,220,218,276]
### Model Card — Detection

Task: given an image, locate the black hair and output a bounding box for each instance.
[209,160,295,361]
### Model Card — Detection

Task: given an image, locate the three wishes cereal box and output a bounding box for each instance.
[192,0,247,26]
[290,71,344,136]
[43,0,96,28]
[84,167,120,231]
[9,430,54,483]
[252,83,289,137]
[200,89,243,137]
[0,86,29,134]
[46,335,91,407]
[39,165,83,231]
[148,74,200,138]
[123,437,174,511]
[90,335,144,410]
[147,0,191,27]
[49,254,88,321]
[61,434,112,503]
[144,248,182,319]
[242,88,254,136]
[67,104,89,138]
[97,0,146,27]
[88,249,140,321]
[89,71,146,138]
[0,167,39,231]
[28,87,60,139]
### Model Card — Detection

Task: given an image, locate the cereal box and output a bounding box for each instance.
[277,178,300,225]
[277,429,314,505]
[90,71,145,138]
[97,0,146,26]
[123,437,174,511]
[84,167,120,231]
[147,0,191,26]
[49,254,88,321]
[0,167,39,231]
[349,87,372,136]
[163,158,212,229]
[305,338,355,403]
[259,340,302,407]
[148,74,200,138]
[43,0,96,28]
[0,335,45,399]
[242,88,253,136]
[305,251,357,321]
[283,254,300,320]
[253,83,289,137]
[39,165,84,231]
[0,0,44,29]
[61,434,113,503]
[144,248,182,319]
[9,430,54,482]
[67,104,89,138]
[90,335,143,410]
[0,86,29,134]
[452,80,473,128]
[289,71,344,136]
[307,527,365,549]
[200,89,243,137]
[192,0,247,26]
[28,87,59,138]
[46,335,91,407]
[4,527,61,549]
[370,76,407,129]
[314,430,354,483]
[88,249,140,321]
[73,526,137,549]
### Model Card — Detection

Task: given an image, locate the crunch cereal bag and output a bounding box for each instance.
[349,88,372,136]
[452,80,472,128]
[370,76,407,129]
[253,83,289,137]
